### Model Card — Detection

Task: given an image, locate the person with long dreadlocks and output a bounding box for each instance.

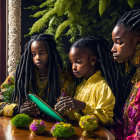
[0,33,74,117]
[111,9,140,139]
[55,36,116,127]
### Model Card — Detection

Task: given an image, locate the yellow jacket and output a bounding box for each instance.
[69,71,115,125]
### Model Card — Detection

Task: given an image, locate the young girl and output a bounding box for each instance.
[0,33,74,117]
[55,36,118,125]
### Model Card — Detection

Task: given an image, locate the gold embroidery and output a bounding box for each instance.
[133,44,140,65]
[35,69,48,98]
[131,68,140,84]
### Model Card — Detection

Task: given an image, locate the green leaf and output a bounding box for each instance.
[55,20,71,39]
[24,5,38,10]
[127,0,134,8]
[27,9,55,36]
[3,84,10,88]
[99,0,107,16]
[39,0,55,8]
[30,10,48,18]
[54,0,73,16]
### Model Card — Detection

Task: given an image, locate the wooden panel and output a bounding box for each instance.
[0,0,6,84]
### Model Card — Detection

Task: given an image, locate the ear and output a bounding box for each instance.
[90,56,97,66]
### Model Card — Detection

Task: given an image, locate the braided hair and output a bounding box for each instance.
[12,33,63,111]
[117,9,140,34]
[71,36,126,119]
[113,9,140,119]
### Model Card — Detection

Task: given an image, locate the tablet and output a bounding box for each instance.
[28,94,66,122]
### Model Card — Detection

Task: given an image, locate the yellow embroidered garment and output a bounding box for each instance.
[69,71,115,125]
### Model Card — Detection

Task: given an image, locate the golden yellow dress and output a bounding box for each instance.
[69,71,115,125]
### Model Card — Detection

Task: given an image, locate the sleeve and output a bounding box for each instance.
[83,83,115,125]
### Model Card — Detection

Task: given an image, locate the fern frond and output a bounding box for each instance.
[66,26,77,36]
[67,0,82,21]
[24,5,38,10]
[99,0,107,16]
[30,9,48,18]
[39,0,55,8]
[28,9,56,36]
[127,0,134,8]
[54,0,73,16]
[45,28,55,35]
[55,20,71,39]
[69,36,75,43]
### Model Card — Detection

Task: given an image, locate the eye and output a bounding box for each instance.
[116,39,123,45]
[76,60,82,64]
[32,53,36,57]
[39,51,47,55]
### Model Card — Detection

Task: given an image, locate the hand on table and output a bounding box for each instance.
[20,101,40,116]
[54,96,86,115]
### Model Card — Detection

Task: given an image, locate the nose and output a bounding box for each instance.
[36,54,40,60]
[111,44,117,53]
[72,63,77,70]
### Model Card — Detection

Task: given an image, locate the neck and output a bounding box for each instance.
[84,68,96,80]
[38,68,48,74]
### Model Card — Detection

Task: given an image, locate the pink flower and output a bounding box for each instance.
[30,124,37,131]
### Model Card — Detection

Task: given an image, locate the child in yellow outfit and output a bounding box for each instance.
[55,36,116,126]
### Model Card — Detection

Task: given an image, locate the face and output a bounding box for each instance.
[31,41,48,72]
[111,23,138,63]
[69,47,96,80]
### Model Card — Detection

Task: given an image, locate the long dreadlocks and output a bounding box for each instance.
[113,9,140,119]
[12,33,63,111]
[70,36,127,119]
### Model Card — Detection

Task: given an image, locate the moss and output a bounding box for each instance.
[11,114,32,128]
[51,122,75,138]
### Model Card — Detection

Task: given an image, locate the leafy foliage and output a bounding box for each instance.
[0,77,15,103]
[25,0,139,69]
[26,0,139,43]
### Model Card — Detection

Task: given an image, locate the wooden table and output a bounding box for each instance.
[0,116,115,140]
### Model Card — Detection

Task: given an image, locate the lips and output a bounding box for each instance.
[73,71,79,75]
[113,53,118,57]
[36,62,42,66]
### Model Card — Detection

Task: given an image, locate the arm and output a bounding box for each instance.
[83,83,115,125]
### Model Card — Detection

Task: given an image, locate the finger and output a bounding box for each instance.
[54,102,64,110]
[59,96,71,101]
[54,100,64,109]
[21,109,40,116]
[58,102,72,112]
[22,101,34,108]
[55,98,73,108]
